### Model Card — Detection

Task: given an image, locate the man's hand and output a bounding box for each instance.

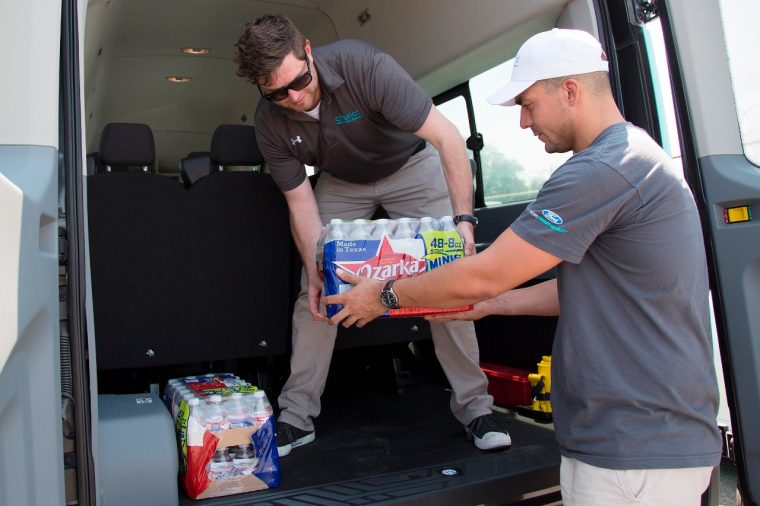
[456,222,477,256]
[307,271,327,321]
[424,300,491,322]
[322,270,386,328]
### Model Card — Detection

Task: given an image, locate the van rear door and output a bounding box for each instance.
[663,0,760,502]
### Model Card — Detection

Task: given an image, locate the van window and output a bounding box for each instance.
[438,60,571,207]
[641,17,681,163]
[719,0,760,166]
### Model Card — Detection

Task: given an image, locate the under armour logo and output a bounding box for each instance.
[290,136,302,146]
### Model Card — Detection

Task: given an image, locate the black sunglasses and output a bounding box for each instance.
[258,58,312,102]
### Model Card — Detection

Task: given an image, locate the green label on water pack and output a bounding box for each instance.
[421,230,465,270]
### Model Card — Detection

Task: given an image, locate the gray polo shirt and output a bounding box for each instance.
[254,39,432,191]
[511,122,722,470]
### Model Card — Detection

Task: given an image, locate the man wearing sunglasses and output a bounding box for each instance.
[235,14,511,458]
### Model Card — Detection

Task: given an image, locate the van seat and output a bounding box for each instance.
[88,124,291,370]
[210,124,263,169]
[180,153,213,187]
[99,122,155,172]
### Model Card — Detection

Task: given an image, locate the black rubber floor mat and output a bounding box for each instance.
[178,347,559,504]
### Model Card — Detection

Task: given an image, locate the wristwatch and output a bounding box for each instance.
[380,280,400,309]
[453,214,479,228]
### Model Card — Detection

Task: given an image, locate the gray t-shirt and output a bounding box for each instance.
[255,39,432,191]
[511,122,722,470]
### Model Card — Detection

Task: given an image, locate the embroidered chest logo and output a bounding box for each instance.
[290,135,302,146]
[334,110,363,125]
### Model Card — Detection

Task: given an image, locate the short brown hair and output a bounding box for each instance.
[540,71,611,97]
[234,14,307,87]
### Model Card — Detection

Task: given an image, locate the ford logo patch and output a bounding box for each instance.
[542,209,563,225]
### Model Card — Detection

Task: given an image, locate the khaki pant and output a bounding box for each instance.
[277,144,494,431]
[560,456,714,505]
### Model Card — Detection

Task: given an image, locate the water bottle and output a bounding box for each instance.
[348,219,369,240]
[163,383,175,411]
[370,218,390,240]
[241,391,258,426]
[394,217,415,239]
[251,390,273,424]
[440,215,458,232]
[226,392,251,428]
[164,378,181,407]
[222,376,248,388]
[418,216,436,234]
[208,448,233,481]
[204,394,230,431]
[181,391,197,416]
[328,218,347,241]
[171,385,193,420]
[232,444,257,476]
[186,397,205,426]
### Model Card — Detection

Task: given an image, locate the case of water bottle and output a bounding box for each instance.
[163,373,280,500]
[320,216,474,318]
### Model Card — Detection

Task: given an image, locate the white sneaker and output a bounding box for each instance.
[466,414,512,450]
[276,421,316,457]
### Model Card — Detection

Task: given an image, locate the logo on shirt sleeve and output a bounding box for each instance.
[529,209,567,233]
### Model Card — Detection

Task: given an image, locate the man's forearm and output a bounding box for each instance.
[392,228,563,310]
[438,141,473,216]
[291,212,323,278]
[415,107,473,215]
[283,180,324,279]
[482,279,559,316]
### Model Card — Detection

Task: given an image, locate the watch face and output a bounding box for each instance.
[381,282,399,309]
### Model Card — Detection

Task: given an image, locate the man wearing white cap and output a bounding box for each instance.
[325,28,722,505]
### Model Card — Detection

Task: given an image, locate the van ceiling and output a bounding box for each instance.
[84,0,568,174]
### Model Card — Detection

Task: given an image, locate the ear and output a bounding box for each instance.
[304,39,312,56]
[563,78,580,107]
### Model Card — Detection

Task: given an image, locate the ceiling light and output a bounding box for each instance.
[182,47,210,55]
[165,76,192,83]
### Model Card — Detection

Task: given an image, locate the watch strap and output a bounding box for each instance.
[453,214,478,227]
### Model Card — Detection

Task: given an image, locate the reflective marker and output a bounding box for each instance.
[723,205,752,224]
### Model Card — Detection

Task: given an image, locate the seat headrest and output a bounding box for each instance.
[99,123,155,167]
[210,125,263,166]
[180,155,213,187]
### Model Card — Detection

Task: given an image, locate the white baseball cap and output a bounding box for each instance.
[487,28,609,107]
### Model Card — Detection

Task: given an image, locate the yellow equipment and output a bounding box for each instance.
[528,356,552,413]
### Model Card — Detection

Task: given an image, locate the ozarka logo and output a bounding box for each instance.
[529,209,567,233]
[333,235,424,280]
[334,110,363,125]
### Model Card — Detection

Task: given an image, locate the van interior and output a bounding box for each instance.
[79,0,607,503]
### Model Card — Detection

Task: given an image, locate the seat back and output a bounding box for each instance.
[88,124,291,370]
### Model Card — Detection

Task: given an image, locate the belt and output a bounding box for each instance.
[411,140,427,156]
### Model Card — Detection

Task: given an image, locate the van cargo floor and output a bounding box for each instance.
[180,353,560,505]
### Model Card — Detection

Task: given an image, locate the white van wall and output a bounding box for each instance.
[0,0,66,501]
